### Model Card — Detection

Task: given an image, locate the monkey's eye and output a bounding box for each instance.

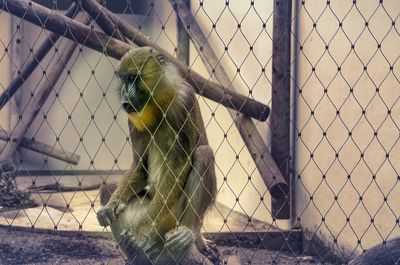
[127,74,137,83]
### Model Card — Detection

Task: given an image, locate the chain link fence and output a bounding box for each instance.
[294,0,400,263]
[0,0,398,264]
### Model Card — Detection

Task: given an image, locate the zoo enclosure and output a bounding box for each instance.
[0,0,399,264]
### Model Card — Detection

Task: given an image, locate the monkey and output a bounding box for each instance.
[97,47,220,264]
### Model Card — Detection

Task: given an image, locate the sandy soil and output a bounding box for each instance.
[0,226,333,265]
[0,176,335,264]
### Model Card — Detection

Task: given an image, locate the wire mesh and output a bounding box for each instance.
[293,0,400,263]
[0,0,398,264]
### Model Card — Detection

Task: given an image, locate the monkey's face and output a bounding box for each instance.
[119,71,150,113]
[117,47,178,131]
[117,47,165,114]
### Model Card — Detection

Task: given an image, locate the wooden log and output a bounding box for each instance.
[173,0,211,147]
[0,9,90,166]
[0,0,269,121]
[101,7,269,122]
[0,2,79,110]
[170,0,288,199]
[204,230,302,252]
[29,182,101,192]
[0,130,80,165]
[176,0,190,65]
[349,237,400,265]
[270,0,293,219]
[0,0,130,58]
[75,0,125,41]
[7,15,25,165]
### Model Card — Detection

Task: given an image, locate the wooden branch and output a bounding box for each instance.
[0,0,269,121]
[0,2,79,110]
[0,130,80,165]
[204,230,302,251]
[176,0,190,65]
[29,182,101,192]
[0,9,90,166]
[0,0,130,58]
[270,0,293,219]
[7,14,25,165]
[173,1,210,152]
[170,0,288,199]
[74,0,125,41]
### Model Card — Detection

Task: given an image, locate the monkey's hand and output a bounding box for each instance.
[164,226,195,260]
[97,199,126,227]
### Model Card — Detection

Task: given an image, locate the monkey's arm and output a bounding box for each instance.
[97,167,147,227]
[97,120,152,227]
[109,121,150,204]
[108,167,147,203]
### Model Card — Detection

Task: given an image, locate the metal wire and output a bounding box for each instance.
[0,0,398,264]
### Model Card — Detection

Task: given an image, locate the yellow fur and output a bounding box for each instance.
[129,85,177,132]
[129,102,159,132]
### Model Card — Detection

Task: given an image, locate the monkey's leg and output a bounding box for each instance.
[187,145,221,264]
[118,146,217,265]
[161,226,213,265]
[97,169,146,227]
[181,145,216,228]
[167,145,220,264]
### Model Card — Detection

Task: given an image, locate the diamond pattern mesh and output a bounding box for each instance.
[0,0,398,264]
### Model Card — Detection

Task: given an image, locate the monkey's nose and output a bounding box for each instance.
[122,102,136,113]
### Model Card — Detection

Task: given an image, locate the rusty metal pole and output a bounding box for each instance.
[270,0,293,221]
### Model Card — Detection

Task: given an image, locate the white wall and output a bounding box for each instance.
[295,0,400,258]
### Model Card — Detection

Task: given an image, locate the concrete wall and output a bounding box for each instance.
[0,13,11,147]
[295,0,400,258]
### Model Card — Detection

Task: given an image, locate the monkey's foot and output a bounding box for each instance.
[164,226,196,261]
[119,230,142,254]
[119,230,160,264]
[97,199,126,227]
[195,236,221,265]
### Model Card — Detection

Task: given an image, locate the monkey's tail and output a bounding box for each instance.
[99,182,118,206]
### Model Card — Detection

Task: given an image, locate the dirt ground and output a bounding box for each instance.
[0,226,333,265]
